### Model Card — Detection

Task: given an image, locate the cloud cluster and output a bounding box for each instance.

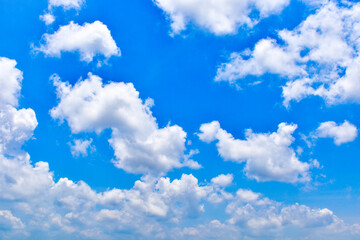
[224,188,359,239]
[216,2,360,106]
[36,21,120,63]
[164,187,360,240]
[153,0,290,35]
[0,57,359,239]
[50,73,197,175]
[0,58,209,238]
[198,121,313,183]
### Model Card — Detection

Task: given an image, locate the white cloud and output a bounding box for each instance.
[70,138,94,157]
[226,188,342,233]
[40,13,55,25]
[199,121,312,183]
[215,39,303,83]
[40,0,85,25]
[315,121,358,145]
[36,21,120,63]
[173,188,360,240]
[153,0,289,35]
[0,58,211,238]
[211,174,233,187]
[0,210,24,230]
[48,0,85,10]
[0,58,38,157]
[235,189,260,202]
[51,73,197,175]
[0,58,23,107]
[216,2,360,106]
[198,120,221,143]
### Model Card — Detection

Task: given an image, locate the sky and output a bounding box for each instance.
[0,0,360,239]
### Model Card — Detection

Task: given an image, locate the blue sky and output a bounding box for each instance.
[1,0,360,239]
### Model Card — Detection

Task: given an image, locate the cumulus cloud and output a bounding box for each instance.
[199,121,313,183]
[36,21,120,63]
[153,0,290,35]
[0,58,37,157]
[314,121,358,145]
[215,39,303,83]
[0,58,23,107]
[216,2,360,106]
[50,73,197,175]
[0,56,212,239]
[170,187,360,240]
[70,138,94,157]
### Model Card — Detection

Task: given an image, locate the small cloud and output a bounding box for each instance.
[313,121,358,145]
[40,13,55,25]
[70,138,95,157]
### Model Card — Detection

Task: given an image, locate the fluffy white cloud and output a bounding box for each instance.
[36,21,120,63]
[0,60,51,207]
[0,58,38,157]
[0,58,23,107]
[226,188,345,235]
[171,187,360,240]
[153,0,289,35]
[315,121,358,145]
[0,210,24,230]
[0,57,211,239]
[211,174,233,187]
[40,0,85,25]
[198,120,221,143]
[51,73,196,175]
[48,0,85,10]
[216,2,360,106]
[70,138,94,157]
[199,121,313,183]
[215,39,303,83]
[40,13,55,25]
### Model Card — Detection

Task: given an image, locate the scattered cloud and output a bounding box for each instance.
[216,2,360,106]
[0,63,357,238]
[2,0,360,238]
[40,0,85,25]
[199,121,314,183]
